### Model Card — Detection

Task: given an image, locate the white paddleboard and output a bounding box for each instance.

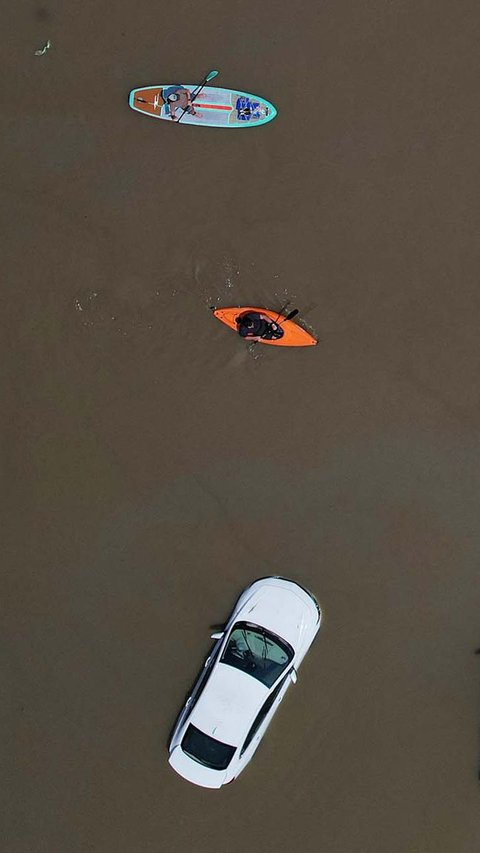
[128,84,277,128]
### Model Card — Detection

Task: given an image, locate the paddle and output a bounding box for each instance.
[272,300,291,323]
[278,309,299,324]
[176,69,219,123]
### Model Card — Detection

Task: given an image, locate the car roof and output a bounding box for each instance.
[190,661,268,746]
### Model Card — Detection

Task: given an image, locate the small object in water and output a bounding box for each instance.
[34,39,51,56]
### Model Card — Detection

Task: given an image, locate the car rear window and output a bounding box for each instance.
[181,724,236,771]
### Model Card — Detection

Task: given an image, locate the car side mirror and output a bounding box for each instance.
[290,669,298,684]
[211,631,224,640]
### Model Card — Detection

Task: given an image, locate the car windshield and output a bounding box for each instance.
[181,724,236,771]
[221,621,294,688]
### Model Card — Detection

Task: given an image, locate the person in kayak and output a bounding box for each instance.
[235,312,284,342]
[163,86,201,120]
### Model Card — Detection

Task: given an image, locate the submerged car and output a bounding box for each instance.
[168,576,321,788]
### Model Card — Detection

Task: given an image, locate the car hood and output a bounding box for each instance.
[190,663,267,745]
[240,582,319,652]
[168,746,227,789]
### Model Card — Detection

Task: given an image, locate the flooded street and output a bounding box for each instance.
[3,1,480,850]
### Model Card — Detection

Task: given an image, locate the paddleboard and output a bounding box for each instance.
[213,307,317,347]
[128,85,277,128]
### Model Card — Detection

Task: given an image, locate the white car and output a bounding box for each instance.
[168,576,321,788]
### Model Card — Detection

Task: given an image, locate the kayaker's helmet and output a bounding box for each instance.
[237,315,254,328]
[168,92,179,102]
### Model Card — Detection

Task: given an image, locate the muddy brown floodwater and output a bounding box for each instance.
[3,1,480,851]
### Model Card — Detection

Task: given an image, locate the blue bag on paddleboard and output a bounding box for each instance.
[235,96,262,121]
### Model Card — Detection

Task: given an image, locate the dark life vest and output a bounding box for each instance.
[236,312,284,340]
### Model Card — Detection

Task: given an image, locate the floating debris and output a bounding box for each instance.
[34,39,51,56]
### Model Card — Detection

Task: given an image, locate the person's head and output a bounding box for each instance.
[168,92,179,102]
[237,315,254,329]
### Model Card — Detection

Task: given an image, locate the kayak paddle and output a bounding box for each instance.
[278,309,299,324]
[176,69,219,123]
[272,300,291,323]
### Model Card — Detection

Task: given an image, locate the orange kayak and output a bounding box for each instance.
[213,307,317,347]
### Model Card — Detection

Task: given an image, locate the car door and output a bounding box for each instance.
[238,670,294,766]
[176,636,224,730]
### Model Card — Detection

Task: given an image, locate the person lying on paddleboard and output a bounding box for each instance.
[163,86,201,120]
[235,312,284,342]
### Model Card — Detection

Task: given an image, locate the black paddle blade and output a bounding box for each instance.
[282,308,299,322]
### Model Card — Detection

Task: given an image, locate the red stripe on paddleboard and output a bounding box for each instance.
[195,103,232,111]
